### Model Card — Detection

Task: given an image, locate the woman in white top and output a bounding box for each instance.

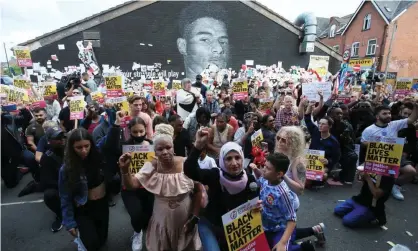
[275,126,326,246]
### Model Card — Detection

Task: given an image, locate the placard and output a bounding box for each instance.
[105,75,123,97]
[107,96,129,114]
[14,46,33,67]
[91,91,105,104]
[7,86,28,103]
[172,80,182,90]
[259,98,274,112]
[153,81,166,96]
[122,145,155,174]
[395,77,413,96]
[308,55,329,79]
[42,82,57,99]
[221,197,269,251]
[364,136,404,178]
[305,149,325,181]
[69,96,85,120]
[336,95,351,104]
[13,79,30,89]
[302,82,332,101]
[232,79,248,101]
[250,129,263,148]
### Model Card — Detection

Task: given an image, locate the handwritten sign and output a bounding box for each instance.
[14,46,32,67]
[250,129,264,148]
[105,75,123,97]
[153,81,166,96]
[364,136,404,178]
[232,79,248,100]
[305,149,325,181]
[222,197,269,251]
[42,82,57,99]
[69,96,85,120]
[302,82,332,101]
[122,145,155,174]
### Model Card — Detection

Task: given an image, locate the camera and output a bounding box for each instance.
[63,72,82,90]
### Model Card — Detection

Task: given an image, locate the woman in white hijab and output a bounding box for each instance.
[184,128,259,251]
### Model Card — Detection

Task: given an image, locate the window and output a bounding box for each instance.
[333,45,340,52]
[363,14,371,30]
[367,39,377,55]
[329,25,336,38]
[351,42,360,57]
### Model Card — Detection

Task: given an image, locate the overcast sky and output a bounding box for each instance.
[0,0,361,62]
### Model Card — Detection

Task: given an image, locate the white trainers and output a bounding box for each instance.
[392,184,404,201]
[131,231,143,251]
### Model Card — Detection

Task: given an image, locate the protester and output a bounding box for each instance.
[92,112,110,144]
[161,99,176,120]
[81,102,105,135]
[223,108,239,133]
[26,107,47,152]
[169,114,193,157]
[80,72,98,103]
[260,114,276,152]
[59,89,83,132]
[176,78,198,120]
[183,107,211,142]
[192,74,207,98]
[35,120,60,163]
[203,90,221,118]
[59,128,109,250]
[45,96,61,123]
[207,113,234,159]
[275,95,300,130]
[198,148,217,169]
[128,95,153,140]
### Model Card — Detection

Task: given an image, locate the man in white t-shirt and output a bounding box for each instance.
[361,104,418,201]
[198,149,217,170]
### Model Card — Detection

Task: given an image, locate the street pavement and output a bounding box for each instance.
[2,174,418,251]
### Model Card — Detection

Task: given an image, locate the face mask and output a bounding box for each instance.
[131,135,146,144]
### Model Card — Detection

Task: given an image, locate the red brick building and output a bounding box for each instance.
[319,0,417,77]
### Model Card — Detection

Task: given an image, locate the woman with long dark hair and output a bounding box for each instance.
[58,128,109,250]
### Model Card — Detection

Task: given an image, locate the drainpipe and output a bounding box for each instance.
[294,12,317,53]
[383,22,397,81]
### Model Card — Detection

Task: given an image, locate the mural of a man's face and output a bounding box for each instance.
[177,17,229,78]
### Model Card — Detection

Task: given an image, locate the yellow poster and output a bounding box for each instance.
[105,75,123,97]
[395,77,413,96]
[107,96,129,114]
[172,80,182,90]
[14,46,33,67]
[122,145,155,174]
[13,79,30,89]
[91,91,105,104]
[153,81,166,96]
[43,82,57,98]
[250,129,264,148]
[308,55,329,79]
[232,79,248,100]
[305,149,325,181]
[259,98,274,112]
[124,90,135,98]
[69,96,85,120]
[364,136,404,178]
[7,86,28,103]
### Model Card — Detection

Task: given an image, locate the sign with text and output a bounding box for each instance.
[348,58,374,71]
[221,197,269,251]
[105,75,123,97]
[395,77,413,96]
[302,82,332,101]
[153,81,166,96]
[172,80,182,90]
[308,55,329,79]
[14,46,33,67]
[122,145,155,174]
[42,82,57,99]
[13,79,30,90]
[69,96,85,120]
[7,86,28,104]
[305,149,325,181]
[250,129,263,148]
[336,95,351,104]
[364,136,404,178]
[258,98,274,112]
[232,79,248,101]
[91,91,105,104]
[107,96,129,114]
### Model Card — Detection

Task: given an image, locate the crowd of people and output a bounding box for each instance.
[1,70,418,251]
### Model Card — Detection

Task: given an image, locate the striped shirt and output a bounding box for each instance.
[258,177,297,232]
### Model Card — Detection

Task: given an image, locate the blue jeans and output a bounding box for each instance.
[21,150,40,182]
[198,218,220,251]
[334,199,376,228]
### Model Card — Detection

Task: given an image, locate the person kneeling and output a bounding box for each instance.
[334,170,394,228]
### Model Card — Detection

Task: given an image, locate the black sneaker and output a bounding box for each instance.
[18,180,38,197]
[51,217,63,232]
[301,240,316,251]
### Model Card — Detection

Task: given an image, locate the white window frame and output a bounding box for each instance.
[363,14,371,30]
[329,25,336,38]
[333,45,340,52]
[351,42,360,57]
[366,39,377,55]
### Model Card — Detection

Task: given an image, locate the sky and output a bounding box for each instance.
[0,0,362,62]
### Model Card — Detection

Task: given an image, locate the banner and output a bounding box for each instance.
[172,80,182,90]
[364,136,404,178]
[42,82,57,99]
[91,91,105,104]
[308,55,329,79]
[107,96,129,114]
[122,145,155,174]
[259,98,274,112]
[221,197,269,251]
[69,96,85,120]
[153,81,166,96]
[232,79,248,101]
[305,149,325,181]
[302,82,332,101]
[14,46,33,67]
[250,129,263,148]
[13,79,30,90]
[105,75,123,97]
[395,77,413,96]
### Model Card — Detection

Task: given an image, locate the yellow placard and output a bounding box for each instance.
[124,91,135,98]
[107,97,129,113]
[105,76,122,90]
[348,58,373,67]
[43,83,57,97]
[7,86,28,103]
[305,149,325,181]
[122,145,155,174]
[153,81,165,91]
[91,91,104,103]
[259,98,274,111]
[250,129,264,148]
[232,80,248,93]
[13,79,30,89]
[69,98,85,113]
[172,80,182,90]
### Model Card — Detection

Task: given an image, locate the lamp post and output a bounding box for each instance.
[3,42,12,76]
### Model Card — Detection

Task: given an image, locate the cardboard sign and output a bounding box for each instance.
[14,46,33,67]
[336,95,351,104]
[250,129,263,148]
[122,145,155,174]
[69,96,85,120]
[364,136,404,178]
[305,149,325,181]
[42,82,57,99]
[232,79,248,100]
[105,75,123,97]
[221,197,269,251]
[302,82,332,101]
[172,80,182,90]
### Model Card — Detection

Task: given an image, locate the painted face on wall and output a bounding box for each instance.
[177,17,229,78]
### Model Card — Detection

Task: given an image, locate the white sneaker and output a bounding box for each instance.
[131,231,143,251]
[392,185,404,201]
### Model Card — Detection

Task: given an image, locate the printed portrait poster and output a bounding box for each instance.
[305,149,325,181]
[364,136,404,178]
[232,79,248,100]
[250,129,264,148]
[105,75,123,97]
[14,46,33,67]
[69,96,86,120]
[222,197,269,251]
[122,145,155,174]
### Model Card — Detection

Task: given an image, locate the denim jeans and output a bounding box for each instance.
[334,199,376,228]
[198,218,220,251]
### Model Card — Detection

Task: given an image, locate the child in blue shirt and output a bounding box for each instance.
[250,153,315,251]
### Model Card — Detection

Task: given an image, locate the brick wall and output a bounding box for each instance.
[319,20,343,53]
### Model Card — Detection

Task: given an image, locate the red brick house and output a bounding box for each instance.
[319,0,417,77]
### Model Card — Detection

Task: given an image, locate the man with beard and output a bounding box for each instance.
[177,2,229,78]
[361,104,418,201]
[40,127,66,232]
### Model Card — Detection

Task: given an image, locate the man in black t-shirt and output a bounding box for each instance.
[334,172,394,227]
[169,114,192,157]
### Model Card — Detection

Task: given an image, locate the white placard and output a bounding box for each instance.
[245,60,254,66]
[302,82,332,101]
[58,44,65,50]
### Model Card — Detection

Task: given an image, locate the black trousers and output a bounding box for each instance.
[75,197,109,251]
[339,154,358,183]
[121,188,154,233]
[43,188,61,218]
[1,156,22,188]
